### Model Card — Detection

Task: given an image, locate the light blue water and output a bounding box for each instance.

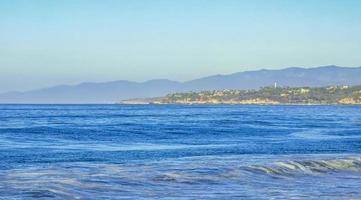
[0,105,361,199]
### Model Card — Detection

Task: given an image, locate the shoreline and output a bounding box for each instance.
[118,102,361,106]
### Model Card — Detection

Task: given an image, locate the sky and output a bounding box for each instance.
[0,0,361,92]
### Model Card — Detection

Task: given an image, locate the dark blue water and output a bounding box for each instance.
[0,105,361,199]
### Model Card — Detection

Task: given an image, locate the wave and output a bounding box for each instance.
[246,156,361,176]
[152,172,224,184]
[290,129,361,140]
[2,156,361,199]
[152,156,361,183]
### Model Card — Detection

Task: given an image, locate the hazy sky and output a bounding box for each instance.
[0,0,361,92]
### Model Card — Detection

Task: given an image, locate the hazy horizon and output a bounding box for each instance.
[1,65,360,93]
[1,0,361,93]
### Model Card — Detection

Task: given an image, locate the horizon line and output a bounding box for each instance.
[2,65,360,94]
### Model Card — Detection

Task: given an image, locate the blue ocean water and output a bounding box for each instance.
[0,104,361,199]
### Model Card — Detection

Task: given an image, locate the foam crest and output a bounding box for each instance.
[153,172,223,184]
[247,157,361,176]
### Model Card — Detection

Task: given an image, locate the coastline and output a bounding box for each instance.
[118,102,361,106]
[120,85,361,106]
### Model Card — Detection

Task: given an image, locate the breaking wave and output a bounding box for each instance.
[246,156,361,176]
[151,156,361,184]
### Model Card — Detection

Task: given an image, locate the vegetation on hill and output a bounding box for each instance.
[124,85,361,105]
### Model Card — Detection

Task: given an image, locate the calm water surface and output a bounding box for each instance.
[0,104,361,199]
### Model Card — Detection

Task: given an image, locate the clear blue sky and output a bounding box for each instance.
[0,0,360,92]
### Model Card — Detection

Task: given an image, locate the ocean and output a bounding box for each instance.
[0,104,360,199]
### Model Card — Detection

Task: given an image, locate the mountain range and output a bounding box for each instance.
[1,65,360,103]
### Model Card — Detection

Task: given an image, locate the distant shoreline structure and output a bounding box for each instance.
[120,85,361,105]
[1,65,361,104]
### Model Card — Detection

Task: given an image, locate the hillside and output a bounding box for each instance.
[1,66,361,103]
[125,85,361,105]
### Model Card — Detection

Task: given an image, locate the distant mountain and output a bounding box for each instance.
[0,79,183,104]
[1,65,360,103]
[185,65,361,90]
